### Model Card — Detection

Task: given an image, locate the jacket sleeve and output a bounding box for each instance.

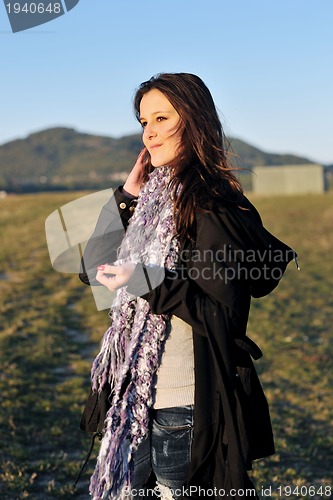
[79,187,137,285]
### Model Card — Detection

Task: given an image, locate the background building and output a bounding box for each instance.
[252,164,325,195]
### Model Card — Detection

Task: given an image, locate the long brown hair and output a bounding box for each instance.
[133,73,243,242]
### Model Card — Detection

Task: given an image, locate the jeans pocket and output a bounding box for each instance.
[153,405,194,430]
[153,419,192,433]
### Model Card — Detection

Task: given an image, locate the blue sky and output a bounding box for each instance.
[1,0,332,164]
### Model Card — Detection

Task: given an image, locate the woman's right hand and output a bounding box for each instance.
[123,148,148,197]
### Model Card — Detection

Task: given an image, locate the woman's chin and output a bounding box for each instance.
[150,155,171,168]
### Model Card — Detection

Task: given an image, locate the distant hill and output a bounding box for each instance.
[228,138,313,168]
[0,127,314,192]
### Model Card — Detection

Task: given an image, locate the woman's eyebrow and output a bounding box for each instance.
[140,111,172,120]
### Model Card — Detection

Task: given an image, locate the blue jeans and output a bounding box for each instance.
[132,405,194,499]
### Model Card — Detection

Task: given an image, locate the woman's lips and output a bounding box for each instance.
[150,144,162,149]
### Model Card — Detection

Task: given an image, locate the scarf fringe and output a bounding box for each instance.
[89,167,179,498]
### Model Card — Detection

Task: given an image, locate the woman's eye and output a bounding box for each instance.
[140,117,165,128]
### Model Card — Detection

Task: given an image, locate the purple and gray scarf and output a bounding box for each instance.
[89,166,179,499]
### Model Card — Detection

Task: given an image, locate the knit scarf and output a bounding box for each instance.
[89,166,179,499]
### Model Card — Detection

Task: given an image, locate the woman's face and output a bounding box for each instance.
[139,89,183,168]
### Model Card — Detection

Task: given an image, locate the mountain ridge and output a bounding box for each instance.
[0,127,316,191]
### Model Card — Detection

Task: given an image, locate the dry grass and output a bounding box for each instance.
[0,191,332,499]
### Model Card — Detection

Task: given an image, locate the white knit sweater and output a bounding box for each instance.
[153,316,195,409]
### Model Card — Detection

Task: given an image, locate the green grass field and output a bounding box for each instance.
[0,191,332,499]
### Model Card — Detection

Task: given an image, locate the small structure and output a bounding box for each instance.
[252,164,325,195]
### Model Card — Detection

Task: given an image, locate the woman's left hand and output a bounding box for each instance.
[96,263,136,291]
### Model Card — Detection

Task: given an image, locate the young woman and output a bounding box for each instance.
[79,73,297,500]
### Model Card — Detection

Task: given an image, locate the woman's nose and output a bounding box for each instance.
[143,123,157,140]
